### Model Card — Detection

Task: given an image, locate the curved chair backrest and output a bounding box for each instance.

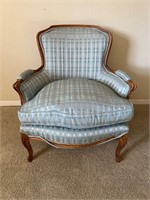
[38,25,111,81]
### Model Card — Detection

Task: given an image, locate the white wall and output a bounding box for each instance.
[1,1,149,103]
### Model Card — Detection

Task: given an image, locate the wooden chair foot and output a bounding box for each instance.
[27,156,33,162]
[21,133,33,162]
[115,134,128,163]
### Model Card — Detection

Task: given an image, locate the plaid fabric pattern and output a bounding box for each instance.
[20,123,129,145]
[17,27,132,102]
[20,70,50,102]
[17,69,34,80]
[19,79,133,129]
[38,27,130,97]
[17,27,134,145]
[40,27,108,81]
[100,67,130,98]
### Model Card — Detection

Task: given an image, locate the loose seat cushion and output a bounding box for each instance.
[19,78,134,129]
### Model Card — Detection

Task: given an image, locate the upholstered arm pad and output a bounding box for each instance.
[17,69,34,80]
[100,68,131,98]
[19,70,50,102]
[115,70,131,81]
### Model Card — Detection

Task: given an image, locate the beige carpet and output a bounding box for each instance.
[0,105,149,200]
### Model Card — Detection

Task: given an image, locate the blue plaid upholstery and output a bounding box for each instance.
[20,123,129,145]
[100,68,130,97]
[115,70,131,81]
[40,27,108,81]
[20,70,50,102]
[16,26,134,145]
[17,69,34,80]
[19,79,133,129]
[17,27,131,102]
[39,27,130,98]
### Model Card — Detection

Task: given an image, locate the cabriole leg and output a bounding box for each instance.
[115,134,128,163]
[21,133,33,162]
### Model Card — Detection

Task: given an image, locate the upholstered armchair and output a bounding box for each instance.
[13,25,136,162]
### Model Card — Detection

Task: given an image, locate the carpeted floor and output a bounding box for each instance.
[0,105,149,200]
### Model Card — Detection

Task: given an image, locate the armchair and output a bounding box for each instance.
[13,25,136,162]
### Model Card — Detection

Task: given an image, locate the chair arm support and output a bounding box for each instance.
[13,69,50,104]
[100,67,136,98]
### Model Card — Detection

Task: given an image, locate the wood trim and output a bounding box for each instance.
[115,134,128,162]
[127,80,137,98]
[21,133,33,162]
[21,133,129,162]
[13,79,25,105]
[30,135,115,149]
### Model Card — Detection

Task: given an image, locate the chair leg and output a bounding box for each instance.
[21,133,33,162]
[115,134,128,163]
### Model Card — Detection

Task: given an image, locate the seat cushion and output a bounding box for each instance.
[20,123,129,145]
[19,78,134,129]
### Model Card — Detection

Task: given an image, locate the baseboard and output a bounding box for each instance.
[131,99,149,105]
[0,101,21,106]
[0,99,149,106]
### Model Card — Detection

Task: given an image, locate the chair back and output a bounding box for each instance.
[38,25,111,81]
